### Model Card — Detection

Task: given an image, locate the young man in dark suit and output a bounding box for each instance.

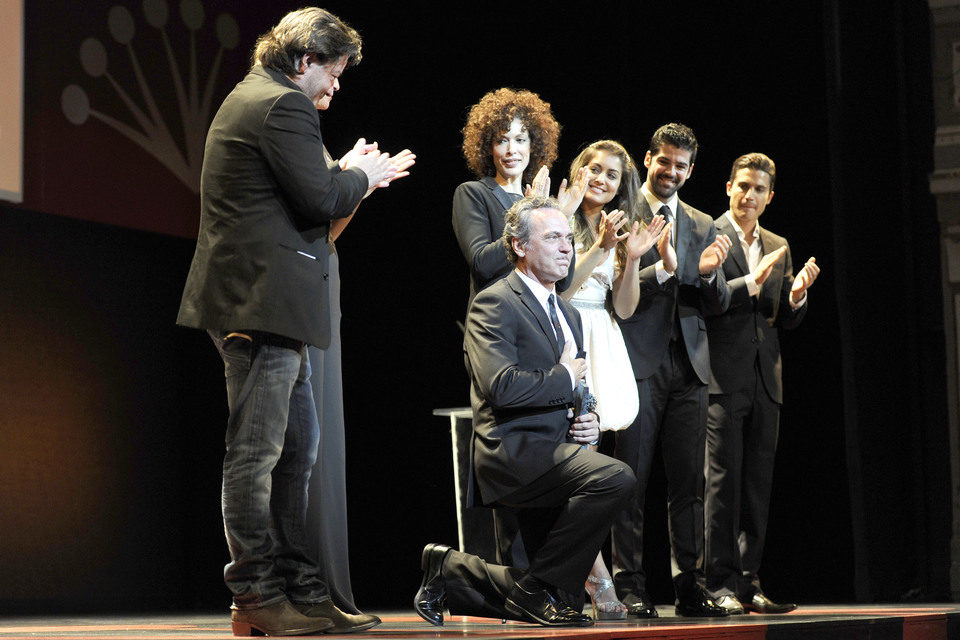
[704,153,819,615]
[415,196,636,627]
[612,123,733,618]
[177,7,408,636]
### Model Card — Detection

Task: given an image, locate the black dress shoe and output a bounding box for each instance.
[622,592,659,618]
[715,594,745,615]
[292,600,381,633]
[742,592,797,614]
[675,588,731,617]
[504,583,594,627]
[414,543,451,626]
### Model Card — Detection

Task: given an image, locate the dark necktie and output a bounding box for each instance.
[660,204,681,340]
[659,204,675,247]
[548,294,565,354]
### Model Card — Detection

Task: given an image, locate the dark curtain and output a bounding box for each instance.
[824,0,951,601]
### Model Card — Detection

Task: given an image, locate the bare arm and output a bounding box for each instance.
[559,210,628,301]
[612,216,666,318]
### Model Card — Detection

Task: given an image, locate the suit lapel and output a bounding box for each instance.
[482,176,517,213]
[759,227,783,255]
[757,227,786,297]
[717,215,749,276]
[638,199,661,265]
[508,272,561,360]
[557,295,582,355]
[675,201,689,269]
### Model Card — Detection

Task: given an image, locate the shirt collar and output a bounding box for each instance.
[724,210,760,243]
[641,183,679,218]
[515,268,556,305]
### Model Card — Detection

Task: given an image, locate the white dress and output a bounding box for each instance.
[569,246,640,431]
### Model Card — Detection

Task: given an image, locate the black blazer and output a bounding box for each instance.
[618,198,729,384]
[464,271,583,505]
[706,214,806,403]
[452,176,574,304]
[177,65,368,348]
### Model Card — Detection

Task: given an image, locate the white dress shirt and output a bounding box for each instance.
[515,269,577,388]
[641,184,715,285]
[724,210,805,308]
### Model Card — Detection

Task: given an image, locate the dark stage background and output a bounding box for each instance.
[0,0,949,613]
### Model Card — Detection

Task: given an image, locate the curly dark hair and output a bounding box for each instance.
[462,88,560,185]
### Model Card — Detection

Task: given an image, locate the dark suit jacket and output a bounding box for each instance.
[177,65,368,348]
[618,198,729,384]
[464,271,584,505]
[452,177,574,303]
[706,214,806,403]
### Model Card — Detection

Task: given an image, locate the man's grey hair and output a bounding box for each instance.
[502,195,562,265]
[252,7,362,76]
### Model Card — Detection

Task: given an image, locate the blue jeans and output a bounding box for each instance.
[210,330,330,609]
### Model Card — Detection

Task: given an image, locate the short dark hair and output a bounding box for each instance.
[252,7,362,76]
[502,195,561,265]
[648,122,698,164]
[729,152,777,190]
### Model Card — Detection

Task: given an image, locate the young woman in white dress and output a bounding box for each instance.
[559,140,666,619]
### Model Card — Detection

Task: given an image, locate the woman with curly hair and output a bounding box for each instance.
[453,88,585,301]
[558,140,666,620]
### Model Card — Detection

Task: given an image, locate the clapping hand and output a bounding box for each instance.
[790,257,820,303]
[699,234,732,275]
[339,137,377,171]
[386,149,416,184]
[339,137,396,193]
[558,167,589,216]
[623,215,666,261]
[657,221,677,273]
[341,138,415,197]
[752,246,786,286]
[525,166,551,197]
[595,210,629,251]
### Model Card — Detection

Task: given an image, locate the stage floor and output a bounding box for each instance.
[1,606,959,640]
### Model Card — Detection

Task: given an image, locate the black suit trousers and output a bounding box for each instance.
[613,338,708,598]
[443,449,635,617]
[704,362,780,598]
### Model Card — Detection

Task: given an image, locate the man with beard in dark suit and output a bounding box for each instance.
[612,123,732,618]
[177,7,409,636]
[414,196,636,627]
[704,153,819,615]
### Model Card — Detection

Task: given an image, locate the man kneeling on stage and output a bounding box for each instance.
[414,196,637,627]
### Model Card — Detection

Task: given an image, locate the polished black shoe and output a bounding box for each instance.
[504,583,594,627]
[292,600,380,633]
[622,592,659,618]
[231,600,333,636]
[715,594,745,615]
[675,588,731,617]
[742,592,797,614]
[414,543,451,626]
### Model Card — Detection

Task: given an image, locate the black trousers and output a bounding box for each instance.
[612,338,708,600]
[704,363,780,598]
[443,449,635,618]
